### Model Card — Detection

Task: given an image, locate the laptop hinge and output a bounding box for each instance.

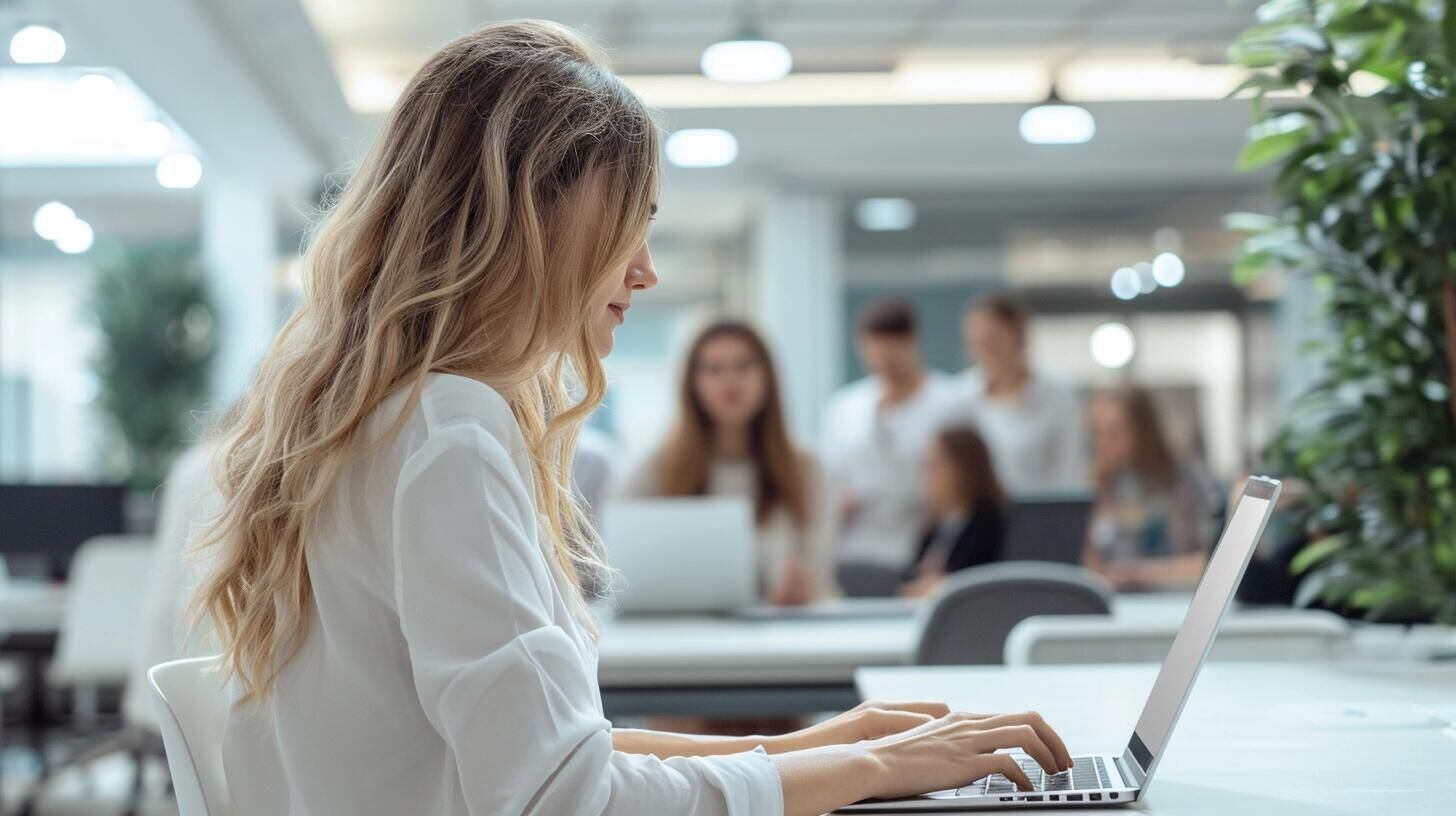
[1117,748,1148,788]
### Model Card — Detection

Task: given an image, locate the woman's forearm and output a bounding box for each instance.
[772,744,884,816]
[612,728,792,758]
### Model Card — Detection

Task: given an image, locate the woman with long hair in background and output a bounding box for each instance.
[193,21,1069,816]
[901,425,1009,598]
[616,320,836,605]
[1083,385,1221,591]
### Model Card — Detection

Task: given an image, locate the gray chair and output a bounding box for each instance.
[1004,610,1352,666]
[913,562,1113,665]
[836,561,905,598]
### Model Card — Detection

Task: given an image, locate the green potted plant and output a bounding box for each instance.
[90,242,216,500]
[1230,0,1456,623]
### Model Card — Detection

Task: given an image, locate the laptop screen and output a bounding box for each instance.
[1127,478,1279,775]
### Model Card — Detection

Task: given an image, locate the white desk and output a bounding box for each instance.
[856,662,1456,814]
[597,607,918,717]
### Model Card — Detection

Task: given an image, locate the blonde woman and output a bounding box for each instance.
[194,21,1070,816]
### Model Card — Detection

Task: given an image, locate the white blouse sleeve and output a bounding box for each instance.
[392,423,783,816]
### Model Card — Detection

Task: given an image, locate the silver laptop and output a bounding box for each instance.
[842,476,1281,811]
[600,497,757,615]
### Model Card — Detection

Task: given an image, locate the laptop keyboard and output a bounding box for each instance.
[957,755,1109,797]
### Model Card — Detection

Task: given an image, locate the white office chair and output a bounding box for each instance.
[50,536,156,710]
[1003,609,1352,665]
[23,536,155,814]
[149,656,231,816]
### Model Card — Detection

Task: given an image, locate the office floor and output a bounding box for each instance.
[0,751,175,816]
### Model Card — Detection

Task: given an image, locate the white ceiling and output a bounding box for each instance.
[303,0,1254,75]
[298,0,1269,238]
[3,0,1271,251]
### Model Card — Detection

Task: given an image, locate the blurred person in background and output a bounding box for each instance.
[1082,385,1221,591]
[616,320,836,604]
[954,295,1087,495]
[901,425,1008,598]
[822,298,959,574]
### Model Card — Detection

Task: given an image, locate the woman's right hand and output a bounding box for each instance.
[863,710,1073,799]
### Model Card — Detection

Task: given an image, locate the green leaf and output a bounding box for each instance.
[1239,113,1318,170]
[1224,211,1281,232]
[1291,534,1349,574]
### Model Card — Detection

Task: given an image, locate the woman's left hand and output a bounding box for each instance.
[770,557,813,606]
[768,700,954,753]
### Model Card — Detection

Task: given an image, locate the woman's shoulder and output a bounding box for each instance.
[368,372,528,469]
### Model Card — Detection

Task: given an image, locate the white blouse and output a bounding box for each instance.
[950,369,1088,497]
[819,372,962,567]
[221,373,783,815]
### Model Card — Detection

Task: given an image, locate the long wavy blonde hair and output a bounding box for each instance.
[193,20,659,699]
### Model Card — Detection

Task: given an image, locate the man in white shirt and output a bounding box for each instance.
[951,295,1088,496]
[821,298,959,572]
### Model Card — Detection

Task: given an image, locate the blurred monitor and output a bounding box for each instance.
[0,484,128,579]
[1004,495,1093,565]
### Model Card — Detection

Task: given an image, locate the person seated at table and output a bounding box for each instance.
[1082,385,1220,591]
[615,320,836,605]
[192,23,1069,816]
[901,425,1008,598]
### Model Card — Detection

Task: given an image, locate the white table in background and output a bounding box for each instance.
[596,602,918,717]
[855,662,1456,815]
[0,579,67,635]
[594,594,1195,716]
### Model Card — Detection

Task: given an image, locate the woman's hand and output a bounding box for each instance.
[769,557,812,606]
[770,699,948,753]
[899,572,943,599]
[865,710,1073,799]
[771,709,1073,816]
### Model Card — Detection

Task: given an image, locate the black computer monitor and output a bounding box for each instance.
[0,484,129,578]
[1003,495,1093,565]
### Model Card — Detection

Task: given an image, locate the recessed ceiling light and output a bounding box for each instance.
[54,219,95,254]
[1110,267,1139,300]
[1090,322,1136,369]
[855,198,916,231]
[33,202,77,240]
[157,152,203,188]
[10,25,66,64]
[665,129,738,168]
[1152,253,1186,287]
[701,31,792,83]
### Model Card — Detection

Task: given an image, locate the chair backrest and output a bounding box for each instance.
[150,656,231,816]
[1004,610,1352,665]
[836,561,905,598]
[1003,495,1094,565]
[914,562,1113,665]
[52,535,155,686]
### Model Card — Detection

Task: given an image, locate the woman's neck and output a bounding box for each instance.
[713,424,752,459]
[880,369,925,405]
[984,363,1030,398]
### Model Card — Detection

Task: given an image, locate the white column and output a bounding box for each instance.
[751,193,844,444]
[203,175,279,408]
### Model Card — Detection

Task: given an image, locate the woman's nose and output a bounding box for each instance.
[627,244,658,291]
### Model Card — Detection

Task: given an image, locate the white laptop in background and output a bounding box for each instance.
[600,497,756,615]
[841,476,1282,811]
